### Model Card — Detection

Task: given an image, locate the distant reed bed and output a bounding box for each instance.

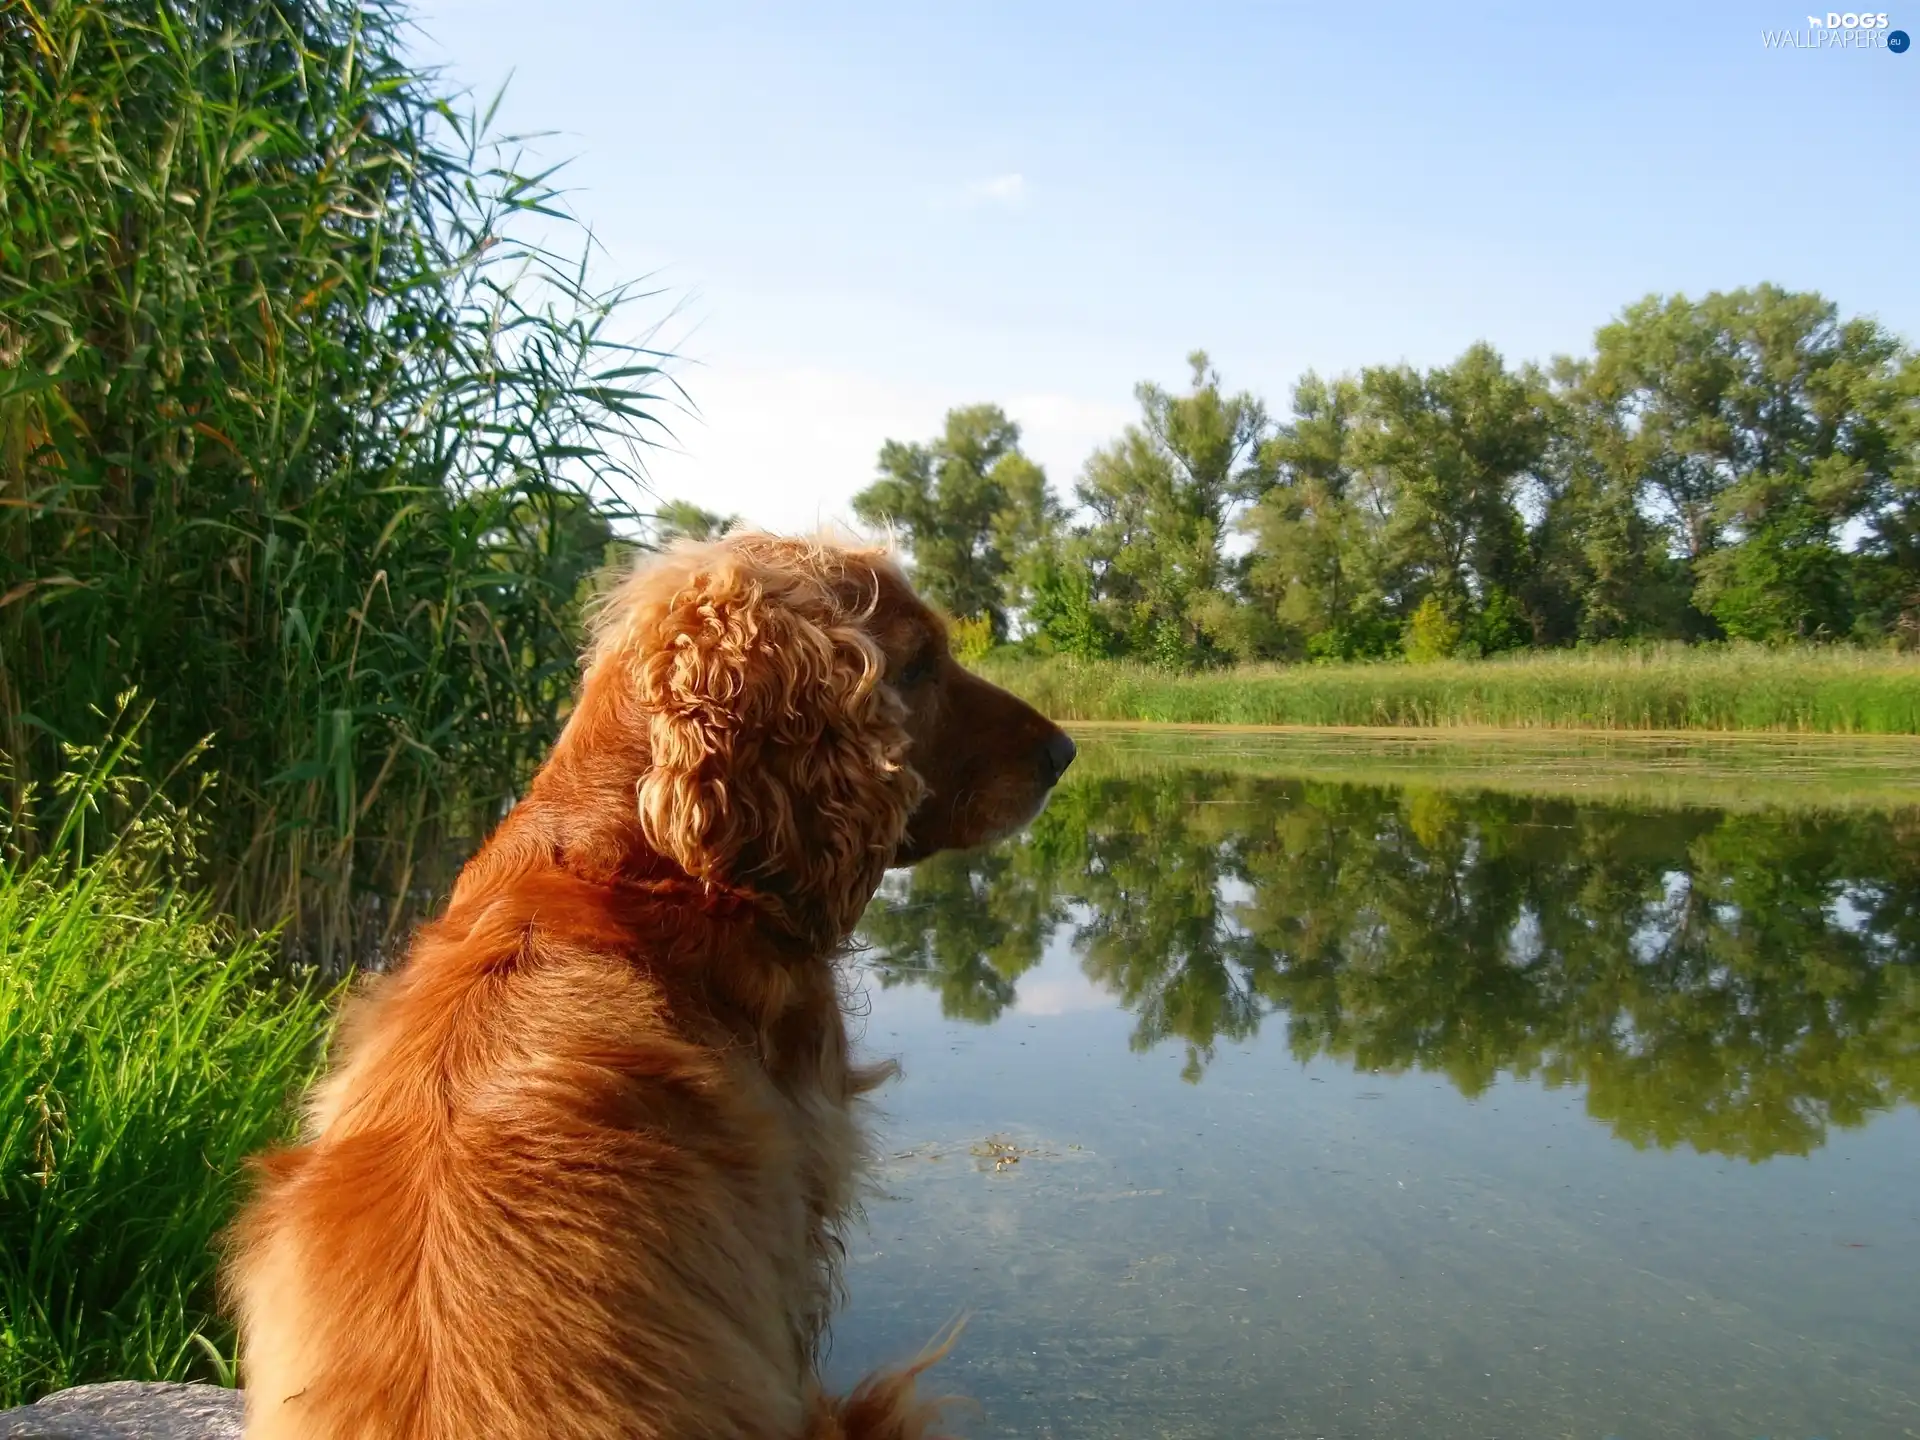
[976,646,1920,734]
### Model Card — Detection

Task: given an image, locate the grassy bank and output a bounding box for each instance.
[976,646,1920,734]
[0,854,333,1405]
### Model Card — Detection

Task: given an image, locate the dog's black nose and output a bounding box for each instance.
[1041,731,1077,787]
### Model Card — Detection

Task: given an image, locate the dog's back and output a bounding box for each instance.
[228,862,931,1440]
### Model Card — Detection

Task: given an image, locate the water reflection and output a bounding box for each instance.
[859,772,1920,1161]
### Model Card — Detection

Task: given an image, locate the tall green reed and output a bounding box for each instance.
[1,0,668,967]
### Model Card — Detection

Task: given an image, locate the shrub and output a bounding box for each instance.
[1403,595,1462,662]
[948,613,996,664]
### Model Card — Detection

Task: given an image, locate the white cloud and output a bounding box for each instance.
[634,365,947,534]
[1003,391,1134,485]
[635,361,1130,535]
[1012,970,1111,1017]
[964,172,1027,207]
[926,173,1030,212]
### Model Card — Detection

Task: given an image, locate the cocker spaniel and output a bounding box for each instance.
[226,533,1076,1439]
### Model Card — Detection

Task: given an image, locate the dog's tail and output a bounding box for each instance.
[806,1323,966,1440]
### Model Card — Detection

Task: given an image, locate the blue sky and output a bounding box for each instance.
[409,2,1918,532]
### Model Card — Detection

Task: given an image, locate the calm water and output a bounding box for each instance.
[826,732,1920,1440]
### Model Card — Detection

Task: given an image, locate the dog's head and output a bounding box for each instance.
[584,533,1074,945]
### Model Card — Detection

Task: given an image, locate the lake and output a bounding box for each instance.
[825,727,1920,1440]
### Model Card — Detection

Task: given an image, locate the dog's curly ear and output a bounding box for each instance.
[617,544,924,942]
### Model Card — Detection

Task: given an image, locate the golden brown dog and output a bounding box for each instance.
[224,533,1075,1439]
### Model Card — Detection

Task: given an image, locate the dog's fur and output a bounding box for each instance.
[223,534,1073,1440]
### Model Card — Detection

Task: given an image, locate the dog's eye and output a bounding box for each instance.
[897,646,939,687]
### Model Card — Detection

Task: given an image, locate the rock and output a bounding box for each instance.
[0,1383,242,1440]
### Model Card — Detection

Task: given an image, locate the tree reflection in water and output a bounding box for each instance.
[857,770,1920,1161]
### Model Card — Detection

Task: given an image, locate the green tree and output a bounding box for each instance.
[1349,343,1552,645]
[1402,594,1462,661]
[1243,373,1398,660]
[1586,292,1749,567]
[1021,540,1117,660]
[851,405,1058,640]
[1076,352,1270,666]
[1530,356,1692,642]
[1588,286,1912,640]
[648,499,739,545]
[1852,348,1920,641]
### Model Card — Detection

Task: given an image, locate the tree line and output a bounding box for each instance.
[852,286,1920,666]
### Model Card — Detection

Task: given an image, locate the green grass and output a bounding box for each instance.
[977,645,1920,734]
[0,852,334,1406]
